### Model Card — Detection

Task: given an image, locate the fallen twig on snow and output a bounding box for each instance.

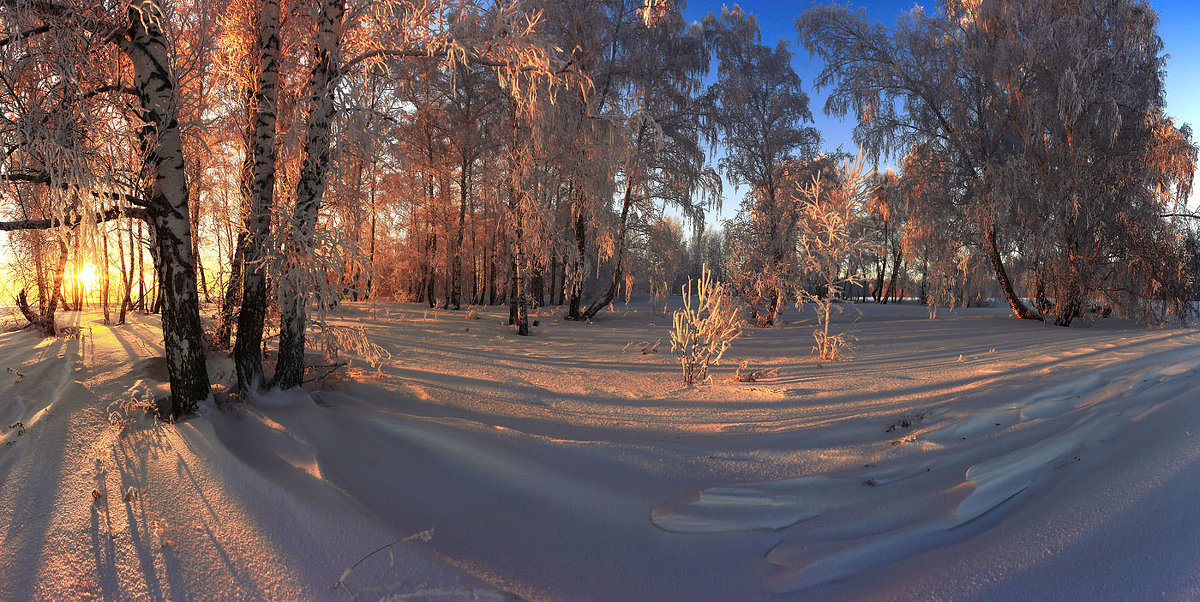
[334,528,435,596]
[304,362,349,384]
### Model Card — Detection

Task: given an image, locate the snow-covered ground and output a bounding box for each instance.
[2,300,1200,600]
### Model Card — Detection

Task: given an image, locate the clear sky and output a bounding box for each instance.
[683,0,1200,215]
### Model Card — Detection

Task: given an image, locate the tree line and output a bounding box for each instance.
[1,0,1196,416]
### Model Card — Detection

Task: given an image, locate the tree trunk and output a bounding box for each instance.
[426,232,437,309]
[34,234,47,314]
[1034,268,1051,316]
[575,164,637,322]
[213,231,245,349]
[274,0,343,390]
[885,254,902,303]
[233,0,282,392]
[118,218,133,325]
[137,219,146,312]
[531,268,544,308]
[567,210,585,319]
[508,258,529,335]
[549,254,559,306]
[1053,247,1083,327]
[449,156,471,310]
[872,256,886,303]
[367,193,376,300]
[506,162,529,333]
[120,0,212,416]
[983,221,1041,321]
[18,239,69,335]
[102,223,111,324]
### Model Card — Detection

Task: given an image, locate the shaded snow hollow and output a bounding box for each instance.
[2,301,1200,600]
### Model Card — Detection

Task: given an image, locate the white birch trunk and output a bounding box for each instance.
[120,0,211,416]
[233,0,282,391]
[274,0,343,389]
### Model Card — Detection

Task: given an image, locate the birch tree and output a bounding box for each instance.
[221,0,283,390]
[571,0,718,322]
[271,0,587,381]
[798,2,1039,320]
[0,0,210,417]
[706,6,819,326]
[798,0,1198,325]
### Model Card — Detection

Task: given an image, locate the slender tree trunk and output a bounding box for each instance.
[102,224,111,323]
[367,191,376,300]
[190,151,208,306]
[531,269,543,308]
[213,231,245,349]
[1034,267,1051,316]
[274,0,343,389]
[426,232,437,309]
[449,157,471,310]
[508,258,519,325]
[873,256,886,303]
[233,0,282,392]
[34,234,46,314]
[487,244,497,305]
[885,254,902,303]
[567,210,585,319]
[118,219,133,325]
[549,254,558,307]
[983,221,1041,321]
[1053,242,1083,327]
[506,121,529,335]
[575,162,637,321]
[137,220,146,312]
[29,239,69,335]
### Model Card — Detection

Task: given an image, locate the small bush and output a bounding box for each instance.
[885,411,927,433]
[670,265,742,385]
[734,360,778,383]
[107,395,157,429]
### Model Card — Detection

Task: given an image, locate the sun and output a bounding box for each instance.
[74,263,100,291]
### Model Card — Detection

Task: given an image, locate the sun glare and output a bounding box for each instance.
[74,263,100,292]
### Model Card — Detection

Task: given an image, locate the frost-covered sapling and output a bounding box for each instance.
[670,265,742,385]
[794,154,871,360]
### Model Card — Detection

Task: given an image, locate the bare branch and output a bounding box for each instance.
[0,205,145,231]
[0,23,50,48]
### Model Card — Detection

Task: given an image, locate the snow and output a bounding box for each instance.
[2,301,1200,599]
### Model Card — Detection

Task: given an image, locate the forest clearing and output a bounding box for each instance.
[2,301,1200,599]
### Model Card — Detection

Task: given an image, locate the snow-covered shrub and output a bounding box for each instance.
[107,394,158,430]
[316,322,391,370]
[670,265,741,385]
[735,360,778,383]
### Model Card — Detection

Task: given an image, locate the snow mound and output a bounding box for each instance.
[652,475,835,532]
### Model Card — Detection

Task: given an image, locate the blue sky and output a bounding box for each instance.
[682,0,1200,215]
